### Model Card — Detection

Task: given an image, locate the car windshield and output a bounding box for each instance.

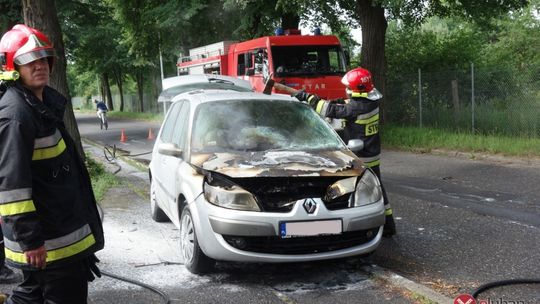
[158,82,252,103]
[271,45,347,77]
[191,99,344,152]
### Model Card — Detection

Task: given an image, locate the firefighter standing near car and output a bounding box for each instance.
[293,67,396,237]
[0,24,104,303]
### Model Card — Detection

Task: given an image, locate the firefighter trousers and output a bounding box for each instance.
[7,260,90,304]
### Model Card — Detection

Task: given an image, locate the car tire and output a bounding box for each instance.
[150,179,169,222]
[180,206,214,274]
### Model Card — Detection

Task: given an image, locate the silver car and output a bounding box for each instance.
[149,90,385,274]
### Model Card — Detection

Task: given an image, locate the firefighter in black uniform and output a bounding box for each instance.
[294,67,396,237]
[0,24,104,303]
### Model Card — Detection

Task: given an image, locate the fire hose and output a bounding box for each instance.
[103,144,152,174]
[471,278,540,300]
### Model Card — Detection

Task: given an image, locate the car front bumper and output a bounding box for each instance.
[189,196,385,263]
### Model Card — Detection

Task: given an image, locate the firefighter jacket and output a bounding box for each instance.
[0,83,104,271]
[308,94,381,168]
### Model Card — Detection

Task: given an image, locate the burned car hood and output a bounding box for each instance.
[190,150,365,178]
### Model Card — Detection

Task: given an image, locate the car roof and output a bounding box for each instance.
[158,74,253,103]
[162,74,252,90]
[170,90,297,105]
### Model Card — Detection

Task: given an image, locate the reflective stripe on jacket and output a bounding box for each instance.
[0,84,104,270]
[310,94,381,160]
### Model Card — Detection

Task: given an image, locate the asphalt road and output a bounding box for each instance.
[76,113,161,164]
[375,152,540,302]
[75,113,540,303]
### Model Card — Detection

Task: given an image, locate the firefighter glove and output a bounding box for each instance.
[86,254,102,282]
[293,90,310,102]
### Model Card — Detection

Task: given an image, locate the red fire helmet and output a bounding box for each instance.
[0,24,55,72]
[341,67,382,100]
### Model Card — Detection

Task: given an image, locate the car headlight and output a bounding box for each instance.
[352,169,382,207]
[203,182,261,211]
[325,176,357,201]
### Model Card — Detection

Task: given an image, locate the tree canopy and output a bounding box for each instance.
[3,0,535,117]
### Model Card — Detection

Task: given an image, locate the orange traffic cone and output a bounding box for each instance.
[147,128,155,140]
[120,129,127,143]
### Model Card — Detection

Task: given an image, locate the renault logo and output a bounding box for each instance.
[303,199,317,214]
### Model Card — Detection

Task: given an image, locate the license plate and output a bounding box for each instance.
[280,219,342,238]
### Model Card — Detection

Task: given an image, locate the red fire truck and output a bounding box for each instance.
[176,29,349,99]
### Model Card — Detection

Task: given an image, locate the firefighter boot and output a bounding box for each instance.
[0,265,22,284]
[383,214,397,238]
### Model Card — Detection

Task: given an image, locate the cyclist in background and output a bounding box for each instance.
[94,99,108,130]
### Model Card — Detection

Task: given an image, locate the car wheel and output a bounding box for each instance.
[150,179,169,222]
[180,206,214,274]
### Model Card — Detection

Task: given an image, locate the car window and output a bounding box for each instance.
[191,99,344,152]
[160,102,183,143]
[272,45,346,76]
[171,101,191,153]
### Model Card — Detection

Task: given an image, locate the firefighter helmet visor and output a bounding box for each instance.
[346,86,382,101]
[14,48,55,66]
[365,88,382,101]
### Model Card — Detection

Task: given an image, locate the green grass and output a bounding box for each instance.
[419,105,540,138]
[383,125,540,158]
[86,155,119,201]
[407,291,438,304]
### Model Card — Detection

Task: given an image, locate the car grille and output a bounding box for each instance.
[234,176,352,212]
[222,228,378,254]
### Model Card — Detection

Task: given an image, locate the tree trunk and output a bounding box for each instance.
[152,72,161,113]
[451,79,460,123]
[113,69,124,112]
[136,70,144,112]
[355,0,387,120]
[281,13,300,30]
[99,74,105,101]
[22,0,85,159]
[113,68,125,112]
[103,72,113,110]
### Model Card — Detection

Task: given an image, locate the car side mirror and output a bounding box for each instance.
[158,143,183,158]
[347,139,364,152]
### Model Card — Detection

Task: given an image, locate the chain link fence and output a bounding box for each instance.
[385,64,540,138]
